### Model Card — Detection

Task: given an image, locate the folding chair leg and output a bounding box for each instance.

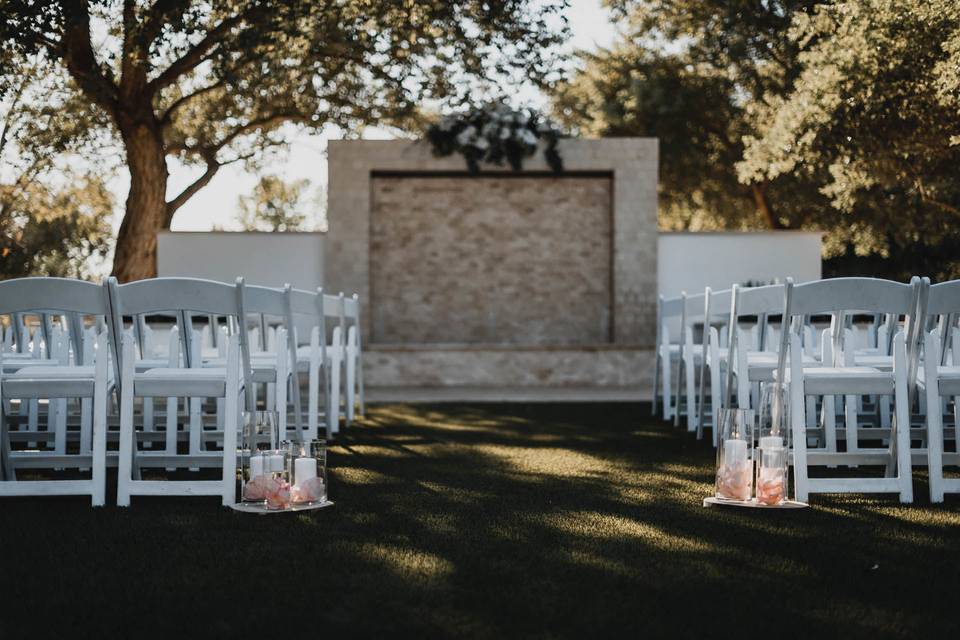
[822,395,837,460]
[684,354,696,432]
[926,382,945,503]
[53,397,67,457]
[345,350,356,427]
[0,399,14,482]
[893,336,913,503]
[652,353,660,417]
[117,363,135,508]
[308,357,319,441]
[661,348,672,421]
[91,376,107,508]
[189,396,202,471]
[328,357,341,435]
[165,396,178,471]
[143,397,154,448]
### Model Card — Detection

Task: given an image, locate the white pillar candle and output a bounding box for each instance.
[249,454,264,478]
[759,435,783,450]
[294,457,316,484]
[268,454,285,472]
[724,439,748,465]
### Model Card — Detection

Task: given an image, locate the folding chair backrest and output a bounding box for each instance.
[786,277,915,318]
[704,288,732,322]
[285,285,327,358]
[322,292,347,347]
[107,277,248,383]
[0,277,110,365]
[782,277,921,377]
[0,277,109,316]
[732,283,785,318]
[925,278,960,365]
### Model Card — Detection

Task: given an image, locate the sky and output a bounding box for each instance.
[147,0,620,233]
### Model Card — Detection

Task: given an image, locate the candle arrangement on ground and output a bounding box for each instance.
[234,411,332,514]
[703,383,805,509]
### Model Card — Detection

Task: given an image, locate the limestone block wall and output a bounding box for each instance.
[370,174,612,345]
[326,138,659,348]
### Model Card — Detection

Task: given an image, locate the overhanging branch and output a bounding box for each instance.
[165,158,220,223]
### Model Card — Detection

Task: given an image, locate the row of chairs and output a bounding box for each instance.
[0,276,364,506]
[654,276,960,503]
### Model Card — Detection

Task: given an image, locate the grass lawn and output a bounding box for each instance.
[2,403,959,637]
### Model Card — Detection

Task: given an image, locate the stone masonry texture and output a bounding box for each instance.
[370,175,613,345]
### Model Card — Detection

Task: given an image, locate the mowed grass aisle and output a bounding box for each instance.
[2,403,958,637]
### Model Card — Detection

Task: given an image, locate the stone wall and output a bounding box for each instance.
[326,138,658,348]
[325,138,658,389]
[370,174,612,345]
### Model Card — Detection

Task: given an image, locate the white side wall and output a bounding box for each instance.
[657,232,822,298]
[156,231,325,291]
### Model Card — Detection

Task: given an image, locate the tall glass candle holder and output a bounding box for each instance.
[285,439,328,505]
[756,382,790,504]
[715,408,754,502]
[261,448,291,510]
[240,411,279,504]
[756,446,788,505]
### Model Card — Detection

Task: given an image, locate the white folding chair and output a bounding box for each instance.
[107,277,249,506]
[653,294,683,420]
[726,284,791,412]
[779,277,920,503]
[696,287,732,445]
[285,287,329,441]
[322,292,349,435]
[342,294,365,425]
[0,278,111,506]
[673,291,705,432]
[239,283,304,441]
[919,278,960,502]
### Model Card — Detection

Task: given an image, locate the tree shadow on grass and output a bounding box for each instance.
[1,402,958,638]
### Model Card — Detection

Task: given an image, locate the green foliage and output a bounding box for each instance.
[425,103,562,173]
[0,55,114,279]
[554,1,825,232]
[0,179,113,279]
[1,1,570,278]
[739,0,960,278]
[236,175,321,232]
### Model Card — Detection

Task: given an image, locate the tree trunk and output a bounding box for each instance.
[751,182,785,230]
[112,117,169,282]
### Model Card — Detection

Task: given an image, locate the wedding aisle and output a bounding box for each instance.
[3,403,958,637]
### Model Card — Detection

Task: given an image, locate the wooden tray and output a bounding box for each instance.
[703,497,808,509]
[228,500,334,514]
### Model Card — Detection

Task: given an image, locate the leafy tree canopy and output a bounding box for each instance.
[554,1,824,232]
[738,0,960,278]
[235,175,322,232]
[1,0,568,280]
[0,54,114,279]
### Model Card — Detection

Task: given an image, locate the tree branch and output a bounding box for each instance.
[59,1,119,112]
[165,158,220,222]
[0,75,30,159]
[211,112,311,153]
[141,0,192,46]
[159,78,226,124]
[146,11,248,94]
